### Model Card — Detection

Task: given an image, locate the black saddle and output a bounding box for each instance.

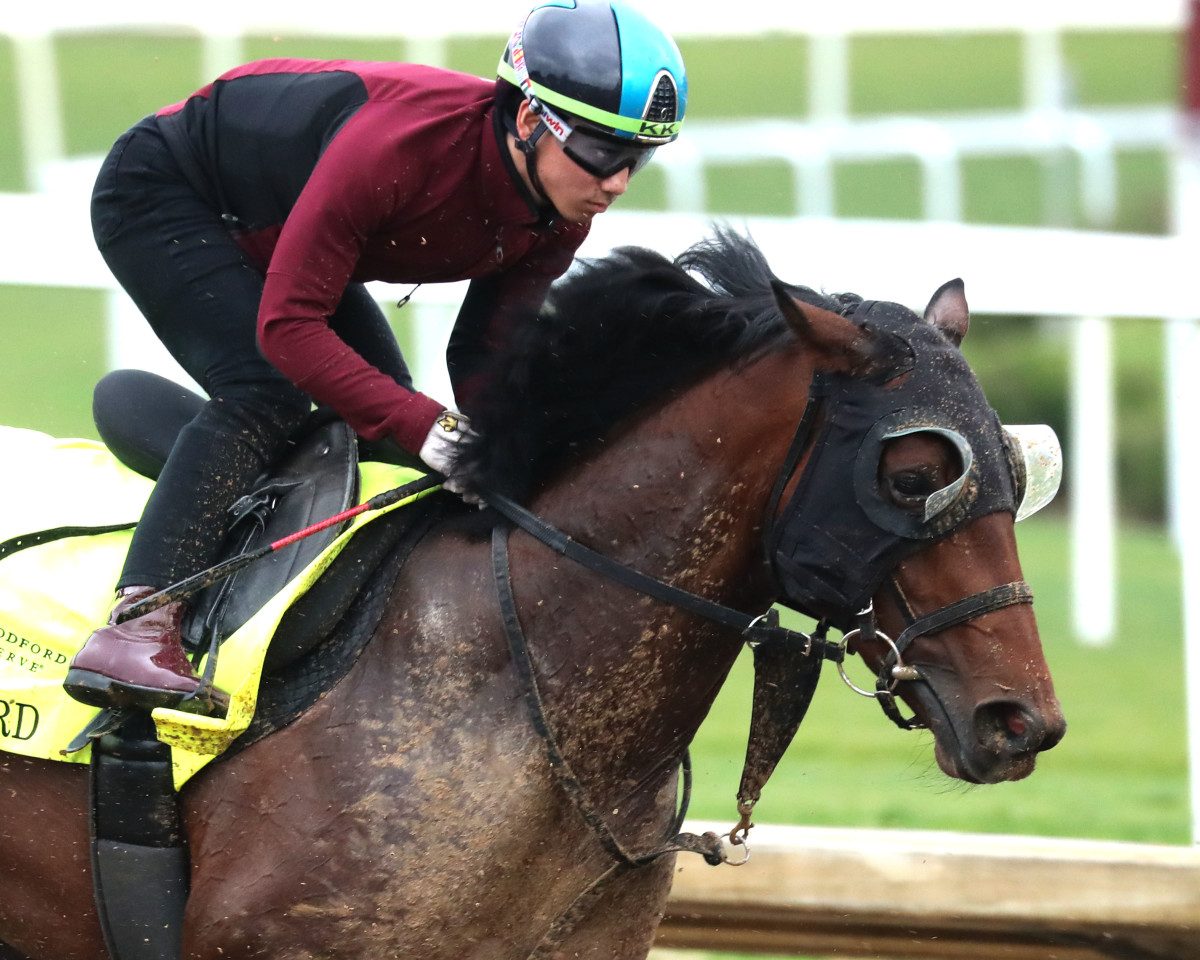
[92,368,433,674]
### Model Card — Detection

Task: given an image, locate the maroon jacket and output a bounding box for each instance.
[156,59,589,453]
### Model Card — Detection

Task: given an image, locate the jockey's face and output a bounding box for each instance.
[511,100,631,224]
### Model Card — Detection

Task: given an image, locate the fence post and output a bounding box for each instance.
[1069,315,1116,645]
[12,30,64,191]
[1168,317,1200,844]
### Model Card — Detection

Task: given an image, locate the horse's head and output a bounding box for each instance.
[771,279,1066,784]
[456,228,1064,788]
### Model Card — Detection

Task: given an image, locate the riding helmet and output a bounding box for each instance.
[497,0,688,146]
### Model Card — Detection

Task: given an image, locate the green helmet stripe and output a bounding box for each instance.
[498,59,681,141]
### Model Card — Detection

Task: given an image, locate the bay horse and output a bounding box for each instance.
[0,230,1065,960]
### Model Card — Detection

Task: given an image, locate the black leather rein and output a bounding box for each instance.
[486,492,840,659]
[486,492,845,870]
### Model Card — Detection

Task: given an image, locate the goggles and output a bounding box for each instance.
[1004,423,1063,521]
[542,114,657,179]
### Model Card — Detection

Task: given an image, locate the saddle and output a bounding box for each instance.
[92,368,392,666]
[84,369,445,756]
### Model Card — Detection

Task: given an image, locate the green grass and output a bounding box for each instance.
[0,285,108,439]
[57,33,203,156]
[657,514,1187,960]
[0,37,23,190]
[1061,30,1182,105]
[686,515,1189,846]
[850,33,1025,113]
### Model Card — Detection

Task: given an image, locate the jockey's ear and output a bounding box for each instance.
[923,278,969,347]
[772,281,894,380]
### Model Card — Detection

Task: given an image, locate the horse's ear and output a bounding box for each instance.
[923,278,969,347]
[772,281,883,377]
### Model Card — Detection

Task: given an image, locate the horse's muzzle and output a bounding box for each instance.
[906,670,1067,784]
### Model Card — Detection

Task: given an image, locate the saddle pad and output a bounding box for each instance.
[0,426,436,788]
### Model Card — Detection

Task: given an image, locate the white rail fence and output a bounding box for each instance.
[2,0,1186,641]
[3,0,1187,190]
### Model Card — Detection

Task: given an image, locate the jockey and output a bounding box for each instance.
[64,0,688,713]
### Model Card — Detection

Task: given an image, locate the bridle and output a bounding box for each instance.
[761,382,1035,731]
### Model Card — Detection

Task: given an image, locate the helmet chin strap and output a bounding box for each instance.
[513,119,559,216]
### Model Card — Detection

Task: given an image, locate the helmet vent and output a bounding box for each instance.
[645,73,678,123]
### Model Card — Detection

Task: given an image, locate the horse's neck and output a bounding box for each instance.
[518,350,813,803]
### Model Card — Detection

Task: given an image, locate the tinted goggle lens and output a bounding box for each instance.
[562,131,656,179]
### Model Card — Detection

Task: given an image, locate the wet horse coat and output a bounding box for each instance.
[0,232,1064,960]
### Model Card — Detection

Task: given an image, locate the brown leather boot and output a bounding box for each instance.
[64,586,205,711]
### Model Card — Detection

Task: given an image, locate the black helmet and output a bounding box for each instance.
[498,0,688,178]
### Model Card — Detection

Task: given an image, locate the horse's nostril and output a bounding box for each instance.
[975,701,1044,754]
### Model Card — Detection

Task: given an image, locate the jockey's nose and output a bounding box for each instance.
[600,167,631,195]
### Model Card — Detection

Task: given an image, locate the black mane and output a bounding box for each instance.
[456,227,860,502]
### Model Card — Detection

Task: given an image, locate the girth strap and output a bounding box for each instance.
[491,525,726,868]
[89,717,188,960]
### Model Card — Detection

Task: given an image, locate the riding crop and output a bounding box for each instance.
[115,473,442,623]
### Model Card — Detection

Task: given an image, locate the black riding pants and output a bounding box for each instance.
[91,116,413,590]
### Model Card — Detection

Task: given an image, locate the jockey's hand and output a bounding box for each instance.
[419,411,477,501]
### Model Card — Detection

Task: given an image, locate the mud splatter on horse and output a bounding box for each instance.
[0,230,1064,960]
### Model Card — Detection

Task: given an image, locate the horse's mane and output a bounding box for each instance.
[456,227,861,502]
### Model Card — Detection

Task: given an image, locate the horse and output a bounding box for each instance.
[0,229,1065,960]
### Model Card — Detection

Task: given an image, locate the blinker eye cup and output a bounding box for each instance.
[1003,424,1063,521]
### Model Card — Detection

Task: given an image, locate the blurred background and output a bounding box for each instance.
[0,2,1195,957]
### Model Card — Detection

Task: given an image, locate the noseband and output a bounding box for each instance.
[836,581,1033,730]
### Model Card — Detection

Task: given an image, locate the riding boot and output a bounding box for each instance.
[64,586,206,711]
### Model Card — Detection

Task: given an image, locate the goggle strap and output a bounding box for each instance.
[511,16,574,145]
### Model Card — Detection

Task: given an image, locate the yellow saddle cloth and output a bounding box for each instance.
[0,426,435,788]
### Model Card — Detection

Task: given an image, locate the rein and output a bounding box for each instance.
[490,525,727,868]
[486,492,842,658]
[485,492,845,870]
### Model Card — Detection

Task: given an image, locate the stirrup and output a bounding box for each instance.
[63,669,229,717]
[172,681,231,717]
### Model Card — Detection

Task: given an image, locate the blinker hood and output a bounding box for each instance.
[768,300,1020,631]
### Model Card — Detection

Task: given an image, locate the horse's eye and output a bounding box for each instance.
[886,469,942,507]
